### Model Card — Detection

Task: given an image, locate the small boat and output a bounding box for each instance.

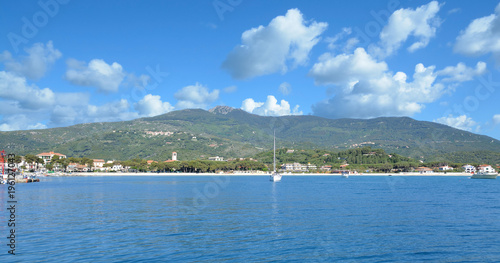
[471,171,498,179]
[270,130,282,182]
[341,171,349,178]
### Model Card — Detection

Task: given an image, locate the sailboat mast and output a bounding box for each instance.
[273,130,276,172]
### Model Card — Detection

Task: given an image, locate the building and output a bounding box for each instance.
[306,163,317,171]
[172,152,177,161]
[36,151,67,164]
[111,164,123,172]
[319,165,332,172]
[416,167,433,174]
[438,165,453,171]
[462,164,476,173]
[208,156,224,161]
[93,159,105,168]
[478,164,495,173]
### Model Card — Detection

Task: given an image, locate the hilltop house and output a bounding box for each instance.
[462,164,476,173]
[36,151,67,164]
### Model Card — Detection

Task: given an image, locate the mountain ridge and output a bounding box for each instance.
[0,106,499,162]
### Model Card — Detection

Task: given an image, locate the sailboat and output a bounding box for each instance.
[270,130,282,182]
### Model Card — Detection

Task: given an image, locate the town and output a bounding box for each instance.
[2,150,498,176]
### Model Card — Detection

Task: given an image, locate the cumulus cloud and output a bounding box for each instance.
[310,48,447,118]
[0,71,55,110]
[134,94,174,117]
[65,58,127,92]
[437,61,487,82]
[493,114,500,125]
[0,41,62,80]
[454,3,500,62]
[174,83,219,109]
[309,48,388,86]
[222,8,327,79]
[434,115,478,131]
[370,1,441,58]
[278,82,291,95]
[241,95,302,116]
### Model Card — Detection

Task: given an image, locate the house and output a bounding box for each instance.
[286,149,295,153]
[462,164,476,174]
[147,160,157,165]
[416,167,433,174]
[283,163,305,172]
[320,165,332,172]
[208,156,224,161]
[306,163,317,171]
[93,159,105,168]
[340,164,349,169]
[438,165,453,171]
[478,164,495,173]
[111,164,123,172]
[36,151,67,164]
[67,163,89,172]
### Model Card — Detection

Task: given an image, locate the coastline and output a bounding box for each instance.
[63,172,473,177]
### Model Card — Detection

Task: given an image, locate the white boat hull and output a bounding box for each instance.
[471,172,498,179]
[270,174,282,182]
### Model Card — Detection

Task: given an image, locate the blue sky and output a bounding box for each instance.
[1,0,500,140]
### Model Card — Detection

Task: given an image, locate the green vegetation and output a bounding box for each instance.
[1,106,499,164]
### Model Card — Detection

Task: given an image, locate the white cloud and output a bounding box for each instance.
[309,48,388,86]
[0,71,55,110]
[434,115,478,131]
[65,58,126,92]
[493,114,500,125]
[222,8,327,79]
[0,41,62,80]
[174,83,219,109]
[370,1,441,58]
[437,61,487,82]
[0,114,47,131]
[326,27,352,50]
[454,3,500,62]
[311,51,446,118]
[134,94,174,117]
[241,95,302,116]
[278,82,291,95]
[86,99,137,122]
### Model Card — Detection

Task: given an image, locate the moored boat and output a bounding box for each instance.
[471,172,498,179]
[270,130,282,182]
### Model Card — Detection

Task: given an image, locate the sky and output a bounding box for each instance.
[1,0,500,140]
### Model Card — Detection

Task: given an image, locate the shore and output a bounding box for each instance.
[63,172,472,177]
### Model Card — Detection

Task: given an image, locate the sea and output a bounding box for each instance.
[1,175,499,262]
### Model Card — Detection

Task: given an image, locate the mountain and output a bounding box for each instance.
[1,106,499,162]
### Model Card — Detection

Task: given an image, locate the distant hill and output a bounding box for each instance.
[0,106,499,162]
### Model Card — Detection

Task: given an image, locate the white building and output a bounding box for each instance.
[478,165,495,173]
[208,156,224,161]
[112,164,123,172]
[36,151,67,164]
[462,164,476,173]
[172,152,177,161]
[438,165,453,171]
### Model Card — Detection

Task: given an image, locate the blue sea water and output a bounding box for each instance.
[1,175,500,262]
